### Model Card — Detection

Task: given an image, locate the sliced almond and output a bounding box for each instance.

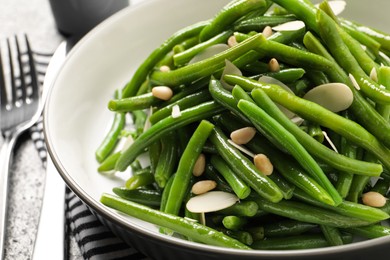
[151,86,173,101]
[186,191,239,213]
[192,180,217,195]
[230,127,256,145]
[227,139,255,158]
[120,135,134,153]
[227,35,238,47]
[349,73,361,90]
[370,67,378,82]
[221,59,242,90]
[303,83,353,112]
[272,20,305,32]
[189,44,229,64]
[362,191,387,208]
[315,0,347,16]
[171,104,181,118]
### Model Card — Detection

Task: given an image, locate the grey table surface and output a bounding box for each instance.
[0,0,129,259]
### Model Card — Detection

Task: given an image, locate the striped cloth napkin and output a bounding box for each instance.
[31,48,149,260]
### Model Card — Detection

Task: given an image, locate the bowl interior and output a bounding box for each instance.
[44,0,390,257]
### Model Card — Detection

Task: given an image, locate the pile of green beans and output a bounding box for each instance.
[98,0,390,251]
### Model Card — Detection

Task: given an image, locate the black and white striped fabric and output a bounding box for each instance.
[31,48,149,260]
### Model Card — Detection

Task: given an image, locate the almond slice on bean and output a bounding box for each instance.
[272,20,305,32]
[303,82,353,112]
[186,191,239,213]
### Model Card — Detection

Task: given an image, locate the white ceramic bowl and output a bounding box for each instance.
[44,0,390,259]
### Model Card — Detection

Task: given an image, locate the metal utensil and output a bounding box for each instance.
[0,35,41,260]
[31,40,68,260]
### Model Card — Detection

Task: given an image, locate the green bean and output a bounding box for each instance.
[154,132,178,188]
[376,66,390,121]
[202,142,218,154]
[209,127,284,203]
[233,15,296,33]
[304,122,323,143]
[95,90,125,163]
[199,0,267,41]
[215,112,336,206]
[150,33,264,86]
[217,228,254,246]
[135,78,151,96]
[340,21,381,55]
[121,20,209,98]
[242,60,269,74]
[245,226,264,241]
[267,172,295,200]
[217,201,259,217]
[263,219,317,237]
[113,187,161,207]
[276,0,390,147]
[288,78,311,96]
[222,216,248,231]
[372,178,390,196]
[252,34,335,72]
[108,92,160,112]
[101,193,251,249]
[210,154,251,199]
[346,176,369,203]
[345,225,390,239]
[380,200,390,215]
[209,78,251,124]
[203,163,234,193]
[303,30,390,149]
[225,74,388,174]
[293,188,389,223]
[173,30,232,67]
[335,112,360,198]
[251,194,375,228]
[320,225,344,246]
[97,151,120,173]
[131,110,147,138]
[162,77,209,106]
[115,101,224,171]
[148,140,161,175]
[317,10,390,104]
[251,233,353,250]
[270,0,318,34]
[340,18,390,54]
[253,68,306,84]
[95,113,125,163]
[149,89,212,124]
[125,169,154,190]
[164,120,214,216]
[237,98,341,205]
[160,174,175,212]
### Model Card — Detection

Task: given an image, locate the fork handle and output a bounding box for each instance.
[0,134,17,260]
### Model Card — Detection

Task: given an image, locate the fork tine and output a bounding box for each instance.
[6,38,18,106]
[0,41,7,106]
[15,35,27,104]
[24,34,39,100]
